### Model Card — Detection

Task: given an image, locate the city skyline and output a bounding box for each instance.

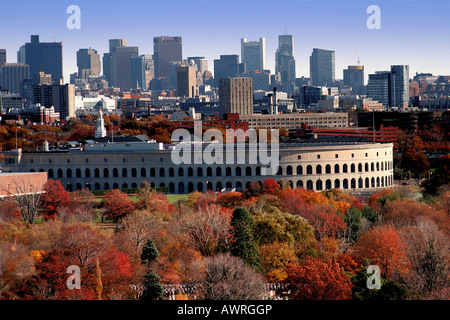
[1,0,450,84]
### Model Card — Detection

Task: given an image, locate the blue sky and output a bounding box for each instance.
[1,0,449,84]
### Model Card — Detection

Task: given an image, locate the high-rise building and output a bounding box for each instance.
[0,63,30,94]
[77,48,101,81]
[343,65,365,94]
[390,65,410,109]
[310,48,335,87]
[17,45,26,64]
[214,55,244,86]
[34,71,52,86]
[131,54,154,90]
[367,71,391,108]
[0,49,6,67]
[33,83,75,119]
[241,38,266,72]
[24,35,63,83]
[367,65,410,109]
[153,36,182,79]
[187,56,209,76]
[176,65,197,98]
[219,77,253,118]
[111,45,139,90]
[102,39,126,84]
[275,35,296,84]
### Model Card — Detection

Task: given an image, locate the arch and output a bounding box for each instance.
[197,167,203,177]
[358,163,363,173]
[296,165,303,175]
[236,181,243,191]
[371,162,375,172]
[296,180,304,189]
[141,168,146,177]
[95,168,100,178]
[216,167,222,177]
[325,165,331,174]
[226,182,232,190]
[381,177,385,187]
[197,182,204,192]
[188,167,194,177]
[207,181,213,191]
[351,178,356,189]
[216,182,223,192]
[207,167,213,177]
[358,178,363,189]
[316,180,323,191]
[76,183,82,190]
[376,162,380,171]
[325,179,332,190]
[365,163,369,172]
[169,168,175,177]
[122,168,127,178]
[236,167,242,176]
[85,168,91,178]
[169,182,175,194]
[246,166,252,176]
[376,177,380,188]
[350,164,355,173]
[85,183,91,190]
[159,182,166,188]
[276,166,282,176]
[306,180,314,191]
[178,182,185,194]
[226,167,232,177]
[113,183,119,189]
[381,162,384,171]
[343,179,349,190]
[188,182,194,193]
[104,183,110,190]
[159,168,165,177]
[334,179,340,189]
[307,165,313,175]
[150,168,156,177]
[94,183,101,191]
[365,177,370,188]
[30,169,35,172]
[122,183,128,189]
[131,182,138,189]
[286,166,293,175]
[316,165,322,175]
[67,168,72,178]
[334,164,340,174]
[255,166,261,176]
[132,168,137,177]
[343,164,348,173]
[178,167,184,177]
[57,168,63,178]
[48,169,54,179]
[104,168,109,178]
[67,183,73,192]
[371,177,375,188]
[76,168,81,178]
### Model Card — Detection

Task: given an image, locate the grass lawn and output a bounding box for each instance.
[167,194,189,204]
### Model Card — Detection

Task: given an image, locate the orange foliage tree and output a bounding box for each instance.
[102,189,136,222]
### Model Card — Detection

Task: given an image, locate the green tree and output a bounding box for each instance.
[230,207,260,270]
[141,272,164,300]
[140,238,160,266]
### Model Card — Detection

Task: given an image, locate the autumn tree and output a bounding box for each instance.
[70,188,96,222]
[200,253,267,300]
[262,178,279,195]
[283,258,353,300]
[102,189,136,222]
[230,207,260,270]
[40,180,72,221]
[355,225,410,279]
[140,238,164,300]
[259,242,298,282]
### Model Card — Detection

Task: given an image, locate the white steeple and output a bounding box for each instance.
[95,109,107,138]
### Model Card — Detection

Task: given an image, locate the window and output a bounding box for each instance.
[298,155,302,160]
[317,155,321,159]
[335,154,339,159]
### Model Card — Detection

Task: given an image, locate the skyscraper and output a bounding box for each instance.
[102,39,126,84]
[0,50,6,67]
[343,65,365,94]
[241,38,266,72]
[367,71,391,108]
[0,63,30,94]
[110,44,139,90]
[77,48,101,81]
[310,48,335,87]
[214,55,244,86]
[33,83,75,119]
[187,56,209,76]
[176,65,197,98]
[390,65,410,109]
[131,54,154,90]
[275,35,296,84]
[219,77,253,118]
[24,35,63,83]
[153,36,182,79]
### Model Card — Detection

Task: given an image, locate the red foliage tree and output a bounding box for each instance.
[102,189,135,222]
[40,180,72,221]
[284,258,353,300]
[262,178,279,195]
